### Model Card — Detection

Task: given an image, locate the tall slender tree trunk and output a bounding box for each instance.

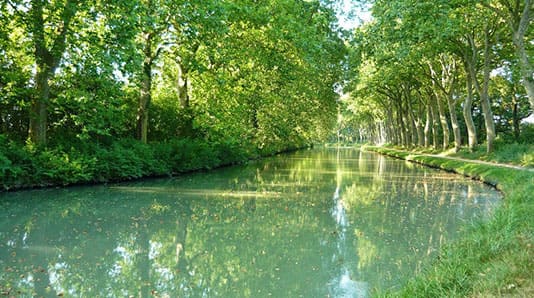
[405,92,421,147]
[389,114,399,145]
[463,64,477,151]
[406,100,418,147]
[446,93,461,152]
[387,106,397,145]
[513,100,521,140]
[415,116,424,147]
[468,27,496,153]
[424,103,431,148]
[137,34,154,143]
[396,104,406,146]
[429,99,439,149]
[177,62,189,109]
[434,92,450,149]
[514,31,534,110]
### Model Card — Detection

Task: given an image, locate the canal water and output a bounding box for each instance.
[0,148,501,297]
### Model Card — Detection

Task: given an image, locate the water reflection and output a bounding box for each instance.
[0,148,501,297]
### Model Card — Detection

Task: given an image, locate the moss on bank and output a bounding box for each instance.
[365,146,534,297]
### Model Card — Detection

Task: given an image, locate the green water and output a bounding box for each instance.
[0,148,501,297]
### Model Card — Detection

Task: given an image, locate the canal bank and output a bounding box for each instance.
[365,146,534,297]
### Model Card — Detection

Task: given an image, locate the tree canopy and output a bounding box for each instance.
[342,0,533,153]
[0,0,346,150]
[0,0,532,188]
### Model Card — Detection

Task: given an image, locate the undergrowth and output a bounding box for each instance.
[0,135,300,191]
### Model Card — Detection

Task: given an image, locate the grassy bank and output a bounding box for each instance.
[0,136,304,191]
[365,146,533,297]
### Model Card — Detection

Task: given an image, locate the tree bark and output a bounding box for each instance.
[513,100,521,140]
[434,92,450,149]
[29,70,50,145]
[513,25,534,111]
[463,63,477,151]
[137,35,154,143]
[28,0,77,145]
[415,114,424,147]
[480,48,496,152]
[468,27,496,153]
[177,62,189,109]
[396,102,406,146]
[430,100,439,149]
[424,103,431,148]
[446,92,461,152]
[405,90,418,147]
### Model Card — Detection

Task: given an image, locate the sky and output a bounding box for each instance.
[336,0,373,30]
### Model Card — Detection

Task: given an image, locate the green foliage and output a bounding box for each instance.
[0,135,33,189]
[0,0,345,189]
[491,140,534,167]
[344,0,533,152]
[0,134,261,190]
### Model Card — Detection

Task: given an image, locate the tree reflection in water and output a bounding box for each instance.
[0,148,501,297]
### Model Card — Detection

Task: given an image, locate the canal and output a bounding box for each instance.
[0,148,501,297]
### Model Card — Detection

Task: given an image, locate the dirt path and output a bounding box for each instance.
[373,147,534,173]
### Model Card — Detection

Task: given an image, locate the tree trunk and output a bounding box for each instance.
[396,105,406,146]
[512,98,521,140]
[137,36,154,143]
[385,107,396,144]
[434,92,450,149]
[29,70,50,145]
[430,100,439,149]
[409,111,419,147]
[446,93,461,152]
[463,65,477,151]
[513,31,534,111]
[404,113,412,147]
[415,116,424,147]
[511,0,534,111]
[28,0,77,146]
[406,95,420,147]
[470,26,496,153]
[177,62,189,109]
[464,25,496,153]
[177,62,194,137]
[424,103,431,148]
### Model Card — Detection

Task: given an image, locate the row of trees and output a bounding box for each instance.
[1,0,345,151]
[342,0,533,153]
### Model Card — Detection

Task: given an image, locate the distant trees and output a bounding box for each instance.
[344,0,533,153]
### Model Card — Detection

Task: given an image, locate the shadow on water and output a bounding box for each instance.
[0,148,501,297]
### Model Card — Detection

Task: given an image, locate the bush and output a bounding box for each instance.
[0,135,303,191]
[491,139,534,167]
[0,135,32,188]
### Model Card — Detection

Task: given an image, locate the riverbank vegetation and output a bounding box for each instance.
[0,0,345,190]
[365,146,533,297]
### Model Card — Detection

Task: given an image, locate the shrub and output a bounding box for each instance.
[0,135,304,190]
